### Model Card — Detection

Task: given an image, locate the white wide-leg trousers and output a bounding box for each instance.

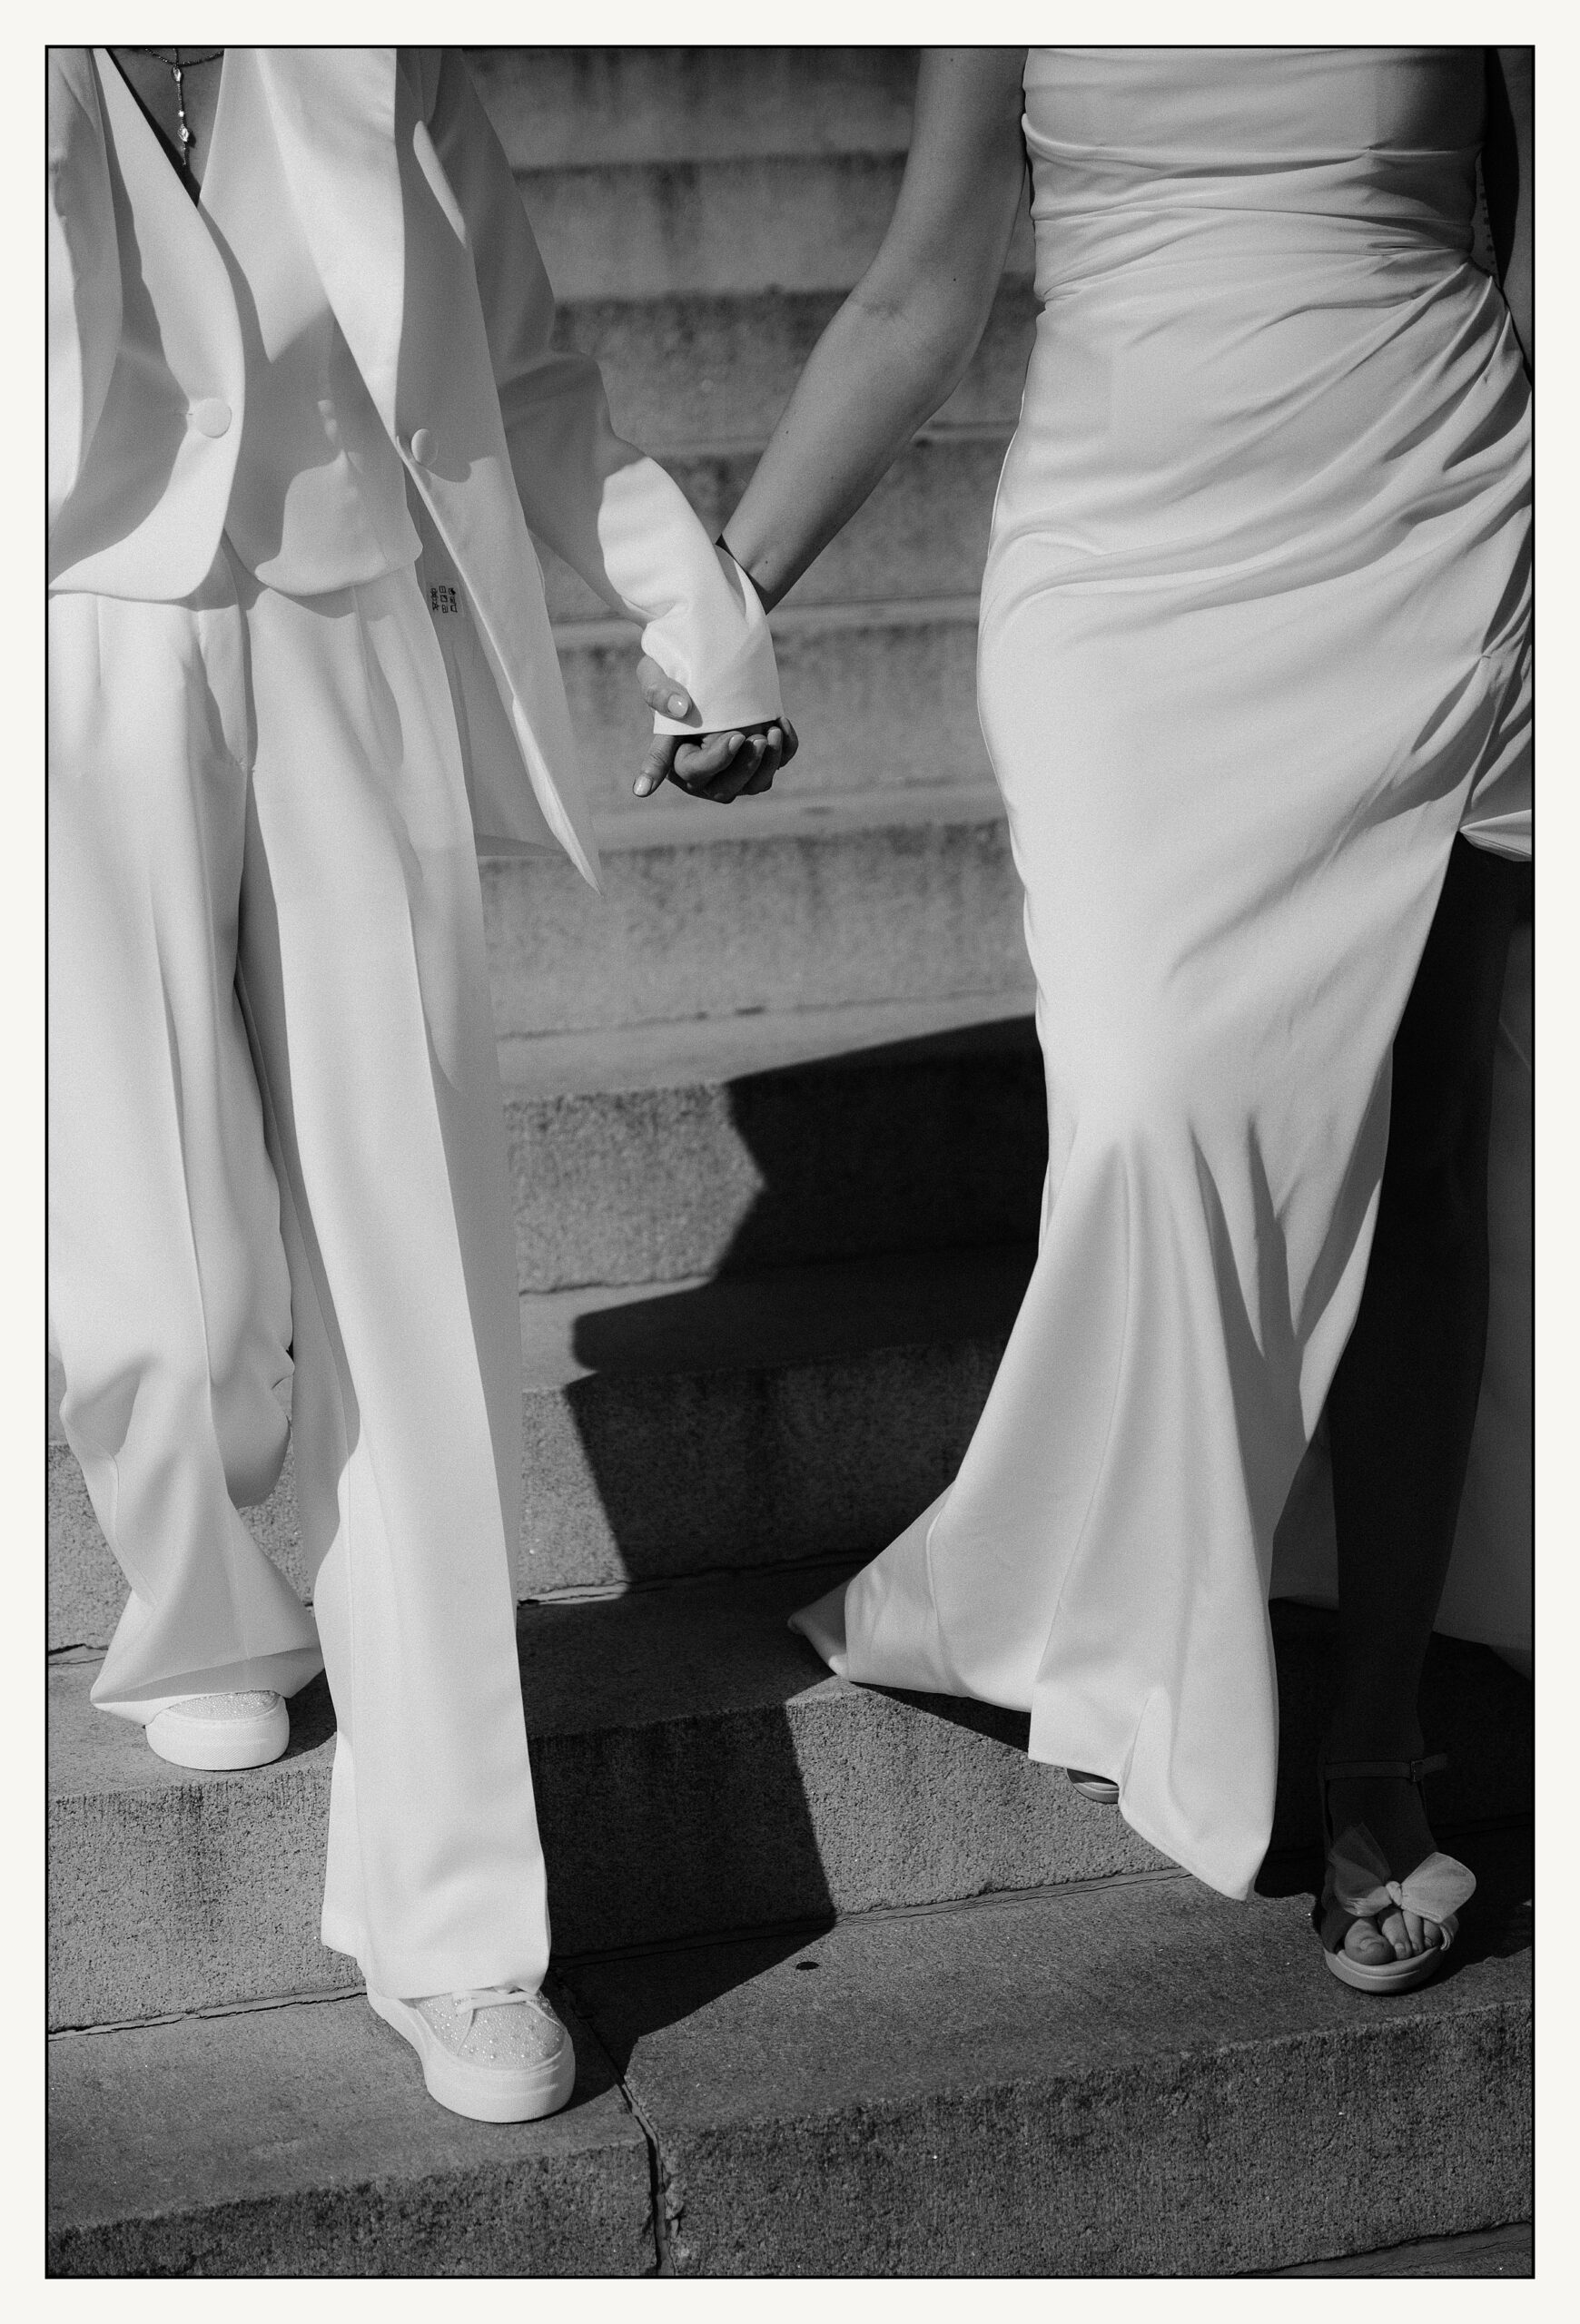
[48,549,549,2000]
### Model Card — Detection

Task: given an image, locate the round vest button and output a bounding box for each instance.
[188,398,232,438]
[409,427,436,466]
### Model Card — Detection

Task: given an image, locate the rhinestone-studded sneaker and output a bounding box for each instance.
[144,1690,289,1770]
[368,1985,577,2122]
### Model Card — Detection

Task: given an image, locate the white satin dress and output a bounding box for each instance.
[798,50,1531,1900]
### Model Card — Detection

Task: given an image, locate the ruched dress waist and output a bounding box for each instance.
[992,48,1528,606]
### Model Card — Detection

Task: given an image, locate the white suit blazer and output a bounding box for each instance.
[46,47,782,887]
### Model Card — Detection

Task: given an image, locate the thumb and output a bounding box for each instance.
[635,732,678,799]
[637,654,696,724]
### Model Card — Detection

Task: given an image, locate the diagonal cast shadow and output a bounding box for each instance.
[558,1922,837,2085]
[521,1567,861,1963]
[852,1603,1532,1892]
[553,1594,1535,2074]
[541,990,1532,2031]
[1261,1600,1534,1871]
[533,1010,1047,2014]
[561,1011,1047,1587]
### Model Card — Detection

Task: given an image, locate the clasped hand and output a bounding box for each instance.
[632,655,799,804]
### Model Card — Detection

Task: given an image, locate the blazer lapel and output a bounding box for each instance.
[253,44,601,888]
[48,48,122,526]
[250,47,404,431]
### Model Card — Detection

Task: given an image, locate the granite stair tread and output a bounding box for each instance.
[479,783,1026,1038]
[514,1240,1034,1388]
[561,1834,1532,2277]
[47,1985,654,2278]
[48,1836,1533,2276]
[548,284,1037,450]
[495,985,1036,1100]
[470,45,920,170]
[503,151,1033,303]
[50,1239,1038,1642]
[49,1577,1534,2028]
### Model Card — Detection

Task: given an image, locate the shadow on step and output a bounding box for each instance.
[559,1011,1045,1588]
[785,1602,1533,1866]
[1254,1818,1533,1984]
[670,1013,1047,1281]
[543,1018,1050,1301]
[559,1922,838,2085]
[535,1699,840,1965]
[525,1571,854,1958]
[1267,1602,1534,1852]
[280,1669,338,1757]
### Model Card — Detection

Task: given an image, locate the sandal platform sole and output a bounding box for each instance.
[1323,1943,1447,1996]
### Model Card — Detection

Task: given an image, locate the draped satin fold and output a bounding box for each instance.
[816,49,1531,1899]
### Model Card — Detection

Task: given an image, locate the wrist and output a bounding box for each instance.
[716,534,780,616]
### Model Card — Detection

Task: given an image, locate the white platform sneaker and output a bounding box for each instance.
[143,1689,290,1770]
[368,1985,578,2123]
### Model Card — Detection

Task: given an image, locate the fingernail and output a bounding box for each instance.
[668,695,687,715]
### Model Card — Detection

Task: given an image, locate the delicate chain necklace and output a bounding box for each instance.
[126,48,223,173]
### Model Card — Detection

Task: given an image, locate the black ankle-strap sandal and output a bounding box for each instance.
[1315,1752,1475,1994]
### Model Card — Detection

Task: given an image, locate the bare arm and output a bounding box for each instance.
[720,49,1029,611]
[634,48,1024,798]
[1483,45,1533,372]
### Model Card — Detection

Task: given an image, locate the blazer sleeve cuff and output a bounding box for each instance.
[647,547,784,735]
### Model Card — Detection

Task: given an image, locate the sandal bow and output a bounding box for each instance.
[1327,1825,1476,1952]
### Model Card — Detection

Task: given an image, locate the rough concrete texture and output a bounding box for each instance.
[50,1571,1533,2028]
[540,430,1009,623]
[502,1004,1044,1291]
[51,1244,1032,1647]
[497,984,1040,1101]
[480,783,1026,1037]
[524,1568,1176,1955]
[553,284,1037,452]
[560,598,990,811]
[509,151,1034,304]
[47,1862,1531,2279]
[472,45,919,169]
[47,1987,653,2277]
[563,1838,1533,2276]
[49,1662,343,2028]
[515,1248,1030,1582]
[1272,2221,1534,2276]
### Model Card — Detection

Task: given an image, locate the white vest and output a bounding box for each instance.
[49,46,784,891]
[54,52,418,599]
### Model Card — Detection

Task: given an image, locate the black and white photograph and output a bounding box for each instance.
[40,5,1550,2283]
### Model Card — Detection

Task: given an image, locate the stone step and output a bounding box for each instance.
[559,598,990,816]
[540,426,1009,622]
[564,1838,1532,2277]
[481,780,1022,1038]
[470,45,919,170]
[48,1831,1532,2274]
[1271,2221,1534,2278]
[47,1986,654,2277]
[48,1244,1034,1652]
[48,1570,1534,2029]
[510,151,1035,303]
[555,282,1038,453]
[497,991,1042,1293]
